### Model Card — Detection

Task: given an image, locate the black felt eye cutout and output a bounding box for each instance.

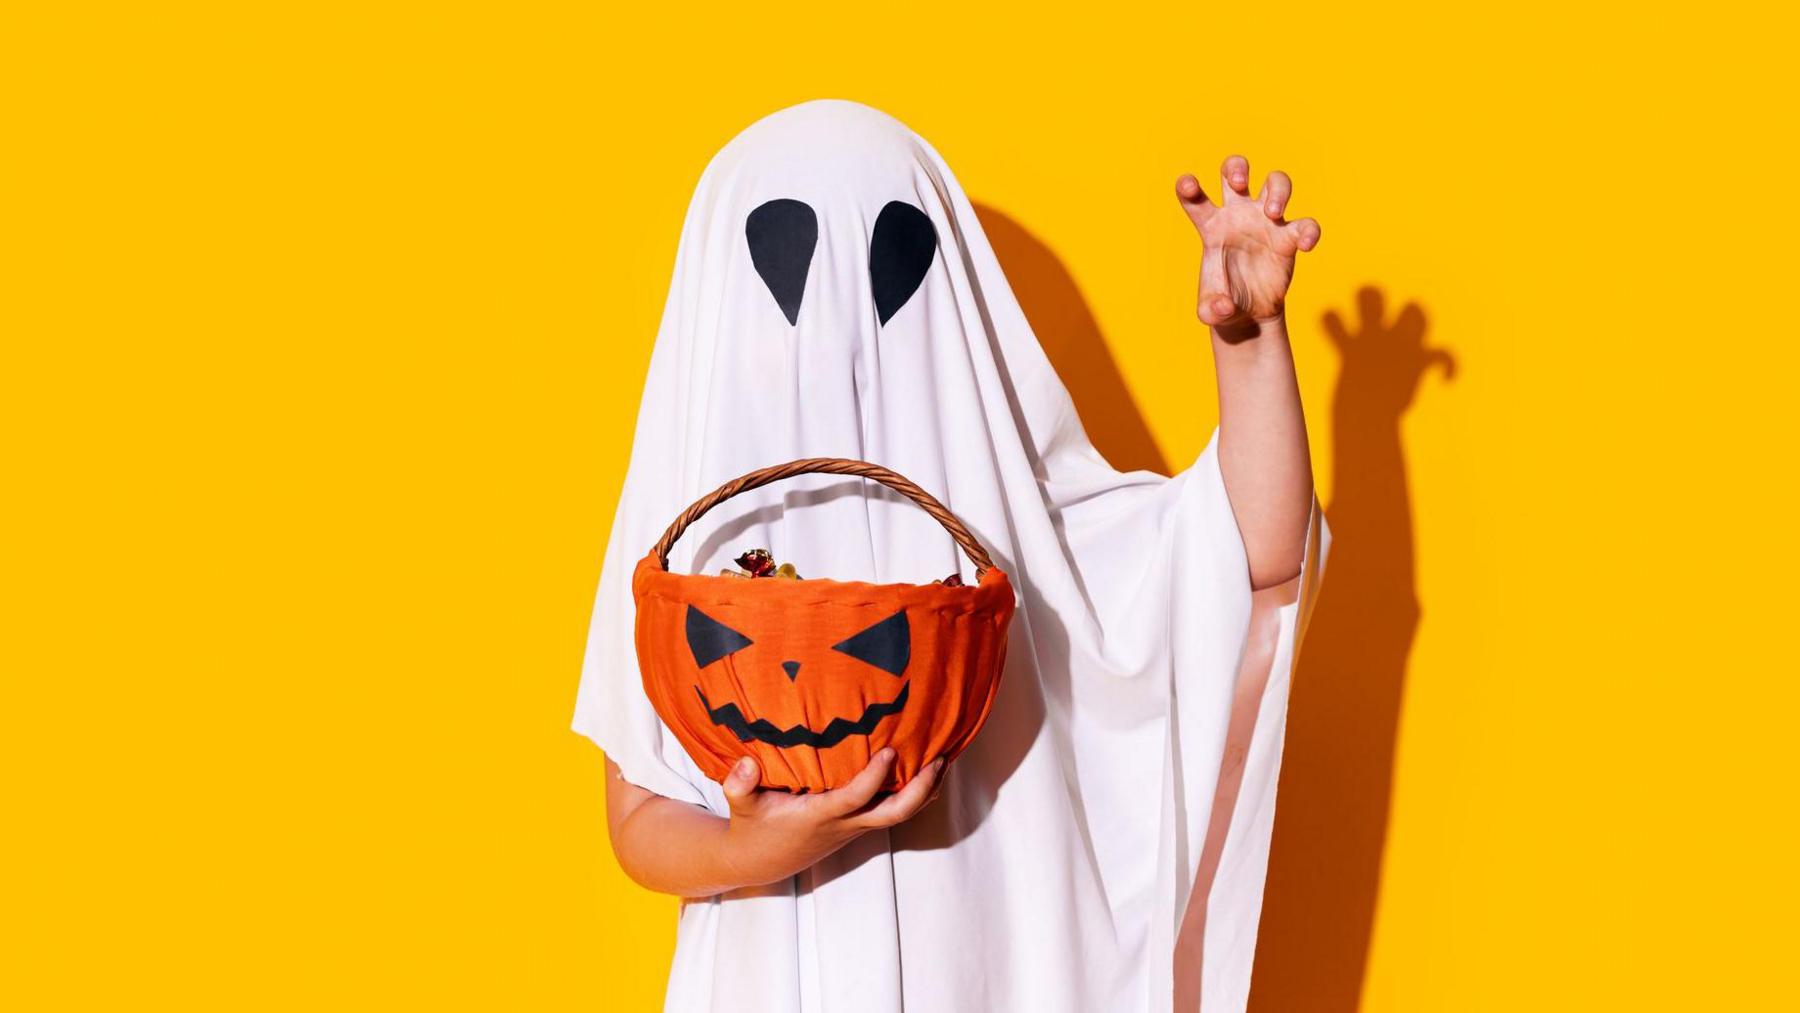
[830,609,910,676]
[745,199,819,325]
[686,605,753,668]
[868,201,937,325]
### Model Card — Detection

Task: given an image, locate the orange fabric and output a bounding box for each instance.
[632,551,1015,792]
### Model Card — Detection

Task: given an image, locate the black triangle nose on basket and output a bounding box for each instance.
[782,660,801,682]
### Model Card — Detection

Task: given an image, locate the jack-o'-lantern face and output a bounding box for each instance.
[686,605,911,748]
[632,551,1015,793]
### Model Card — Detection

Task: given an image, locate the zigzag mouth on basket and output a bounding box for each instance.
[695,682,910,748]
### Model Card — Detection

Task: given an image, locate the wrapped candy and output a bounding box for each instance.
[717,547,803,580]
[735,548,776,578]
[717,547,954,585]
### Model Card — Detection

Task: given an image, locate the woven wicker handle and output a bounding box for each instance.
[651,458,996,579]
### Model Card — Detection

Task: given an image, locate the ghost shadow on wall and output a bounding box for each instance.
[972,204,1171,476]
[1249,286,1453,1013]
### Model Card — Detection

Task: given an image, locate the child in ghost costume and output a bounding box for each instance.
[572,99,1329,1013]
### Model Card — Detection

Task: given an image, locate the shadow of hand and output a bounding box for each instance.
[1325,286,1455,419]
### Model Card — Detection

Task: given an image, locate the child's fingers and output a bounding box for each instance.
[857,758,946,829]
[819,748,897,818]
[1221,155,1251,201]
[1197,243,1236,326]
[1175,173,1215,232]
[1261,170,1292,221]
[1199,292,1238,326]
[723,755,761,814]
[1285,216,1322,252]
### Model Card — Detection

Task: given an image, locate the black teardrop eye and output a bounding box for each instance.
[868,201,937,325]
[686,606,753,668]
[831,609,910,676]
[746,199,818,325]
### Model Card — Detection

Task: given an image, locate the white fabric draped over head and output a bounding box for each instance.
[573,98,1328,1013]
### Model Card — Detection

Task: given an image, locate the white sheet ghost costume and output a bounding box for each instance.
[572,99,1328,1013]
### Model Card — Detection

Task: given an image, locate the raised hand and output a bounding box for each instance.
[1176,155,1322,334]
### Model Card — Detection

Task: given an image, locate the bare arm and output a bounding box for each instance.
[604,750,944,899]
[1176,156,1322,589]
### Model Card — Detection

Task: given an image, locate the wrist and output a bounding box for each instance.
[717,818,778,891]
[719,817,835,890]
[1212,312,1289,346]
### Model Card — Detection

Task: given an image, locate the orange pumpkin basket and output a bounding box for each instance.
[633,458,1015,793]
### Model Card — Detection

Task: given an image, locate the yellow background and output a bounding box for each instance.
[5,3,1793,1010]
